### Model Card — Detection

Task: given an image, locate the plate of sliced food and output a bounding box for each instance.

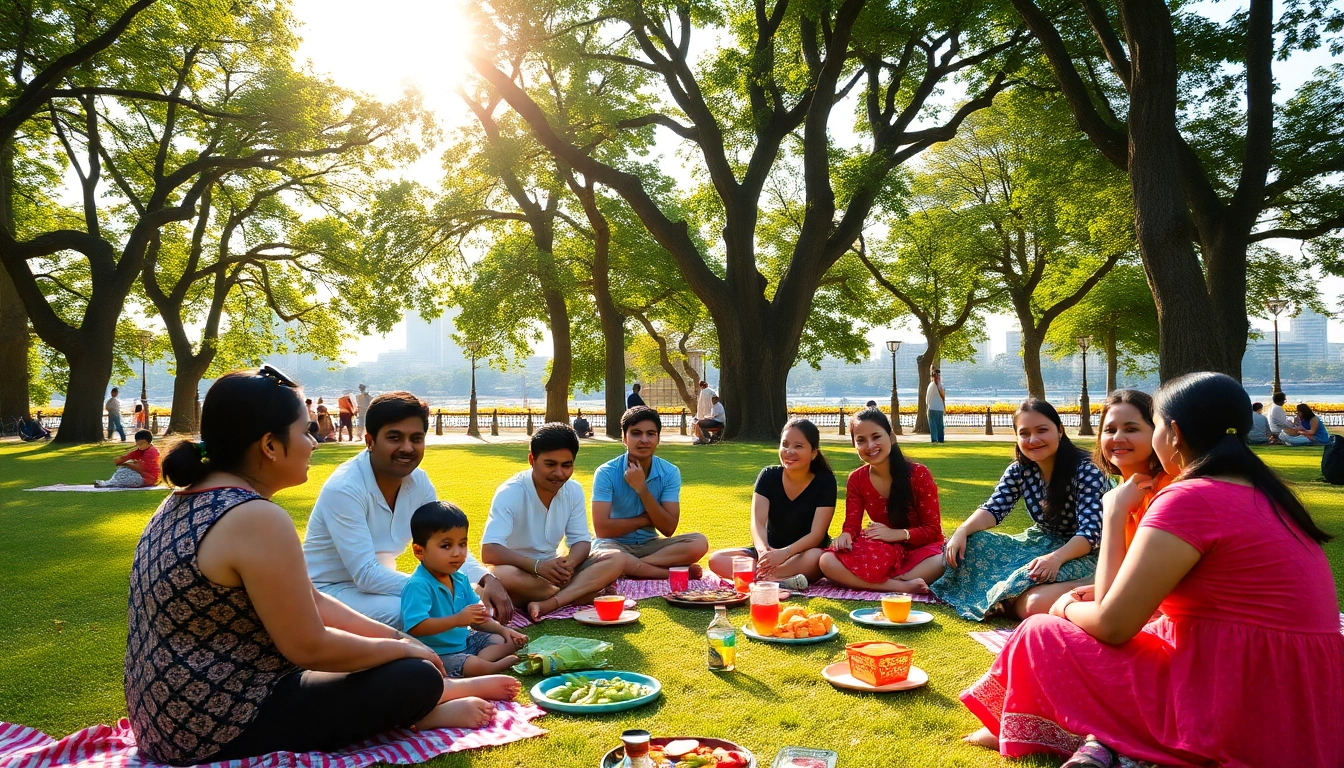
[663,587,749,608]
[600,737,756,768]
[742,607,838,644]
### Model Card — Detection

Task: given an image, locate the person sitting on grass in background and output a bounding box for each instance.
[591,406,710,579]
[482,424,625,620]
[402,502,529,678]
[1296,403,1330,445]
[96,429,161,488]
[818,408,945,594]
[1267,391,1311,445]
[19,415,50,441]
[572,409,594,438]
[708,417,836,591]
[1247,402,1270,445]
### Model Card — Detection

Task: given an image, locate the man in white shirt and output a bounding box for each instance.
[1267,391,1311,445]
[481,423,624,621]
[304,391,513,627]
[925,368,946,443]
[105,387,126,442]
[355,383,373,438]
[696,380,713,420]
[692,395,725,444]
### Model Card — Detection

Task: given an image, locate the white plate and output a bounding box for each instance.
[573,607,641,626]
[821,661,928,692]
[849,607,934,627]
[742,623,839,644]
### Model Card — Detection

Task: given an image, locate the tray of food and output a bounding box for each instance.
[531,671,660,714]
[663,587,749,608]
[600,736,755,767]
[743,607,838,644]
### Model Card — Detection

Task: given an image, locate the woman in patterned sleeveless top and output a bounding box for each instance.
[126,369,519,765]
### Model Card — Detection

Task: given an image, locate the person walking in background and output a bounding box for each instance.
[1267,392,1311,445]
[105,387,126,442]
[338,391,355,442]
[1247,402,1270,445]
[696,381,713,422]
[1295,403,1330,444]
[356,384,372,438]
[133,403,147,431]
[926,368,946,443]
[627,383,646,409]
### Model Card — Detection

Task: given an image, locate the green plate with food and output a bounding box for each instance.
[600,737,756,767]
[531,670,661,714]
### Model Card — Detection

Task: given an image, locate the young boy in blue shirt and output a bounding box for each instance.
[401,501,528,677]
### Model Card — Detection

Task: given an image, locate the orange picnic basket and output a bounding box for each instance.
[845,641,914,686]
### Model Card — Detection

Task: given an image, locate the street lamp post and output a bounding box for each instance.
[886,340,903,435]
[135,329,153,431]
[466,341,482,438]
[1265,298,1290,395]
[1077,336,1093,436]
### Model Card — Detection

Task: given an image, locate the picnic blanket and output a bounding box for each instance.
[798,578,938,604]
[26,484,161,492]
[0,702,546,768]
[968,613,1344,655]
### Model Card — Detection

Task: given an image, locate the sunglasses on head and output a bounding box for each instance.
[258,364,298,388]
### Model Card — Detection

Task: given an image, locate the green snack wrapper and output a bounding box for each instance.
[511,635,613,675]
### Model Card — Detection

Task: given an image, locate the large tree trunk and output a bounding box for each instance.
[1021,328,1047,401]
[59,340,118,444]
[713,305,792,442]
[0,266,30,422]
[569,177,625,438]
[541,285,572,424]
[167,351,211,434]
[913,335,940,434]
[1105,326,1118,394]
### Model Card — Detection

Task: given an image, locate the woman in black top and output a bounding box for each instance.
[708,418,837,590]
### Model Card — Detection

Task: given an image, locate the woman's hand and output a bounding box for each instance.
[1070,584,1096,602]
[862,522,904,542]
[1108,473,1154,522]
[943,529,968,568]
[397,637,446,676]
[1026,552,1063,583]
[832,532,853,551]
[1049,592,1078,620]
[756,547,790,579]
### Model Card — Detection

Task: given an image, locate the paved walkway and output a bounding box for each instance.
[414,428,1027,445]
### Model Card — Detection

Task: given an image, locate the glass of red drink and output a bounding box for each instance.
[593,595,625,621]
[750,581,780,635]
[669,566,690,592]
[733,556,756,593]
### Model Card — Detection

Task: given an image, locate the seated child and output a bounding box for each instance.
[95,430,160,488]
[401,501,528,677]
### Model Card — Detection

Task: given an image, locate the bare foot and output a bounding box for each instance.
[416,697,495,730]
[688,563,703,580]
[890,577,929,594]
[963,727,999,750]
[446,674,522,701]
[527,597,560,622]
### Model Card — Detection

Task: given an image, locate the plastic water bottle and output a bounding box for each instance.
[707,605,737,671]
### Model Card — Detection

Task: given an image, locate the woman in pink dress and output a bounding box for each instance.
[818,407,945,593]
[961,372,1344,767]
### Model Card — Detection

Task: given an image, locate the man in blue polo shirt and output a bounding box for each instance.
[591,406,709,578]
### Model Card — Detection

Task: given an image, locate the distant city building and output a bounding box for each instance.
[1004,329,1023,361]
[1290,306,1329,361]
[973,340,991,366]
[375,309,464,373]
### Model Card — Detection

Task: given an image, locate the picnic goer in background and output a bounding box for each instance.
[572,409,594,437]
[626,382,646,409]
[403,502,528,677]
[961,372,1344,767]
[133,402,146,431]
[355,384,373,438]
[481,424,625,620]
[18,415,50,441]
[708,417,836,591]
[1267,391,1311,445]
[105,387,125,442]
[306,398,318,432]
[304,391,514,627]
[692,394,725,444]
[931,399,1106,620]
[818,408,945,593]
[126,369,517,766]
[95,430,161,488]
[926,368,946,443]
[696,380,713,421]
[865,400,878,408]
[591,406,709,579]
[316,402,335,442]
[1296,403,1330,444]
[1247,402,1270,445]
[338,391,355,441]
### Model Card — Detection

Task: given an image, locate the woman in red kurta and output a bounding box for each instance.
[818,407,945,593]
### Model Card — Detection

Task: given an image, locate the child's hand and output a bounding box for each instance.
[501,628,527,648]
[457,604,490,626]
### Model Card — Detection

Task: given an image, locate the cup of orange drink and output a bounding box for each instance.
[881,594,912,623]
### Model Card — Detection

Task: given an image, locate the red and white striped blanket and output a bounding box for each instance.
[0,702,545,768]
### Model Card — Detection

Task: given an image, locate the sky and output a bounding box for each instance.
[288,0,1344,364]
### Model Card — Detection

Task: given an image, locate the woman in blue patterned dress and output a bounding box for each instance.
[930,399,1107,620]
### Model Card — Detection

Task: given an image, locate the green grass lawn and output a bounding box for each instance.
[2,439,1342,767]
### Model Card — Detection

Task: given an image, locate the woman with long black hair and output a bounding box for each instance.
[709,417,837,590]
[961,372,1343,766]
[931,399,1108,620]
[817,407,945,593]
